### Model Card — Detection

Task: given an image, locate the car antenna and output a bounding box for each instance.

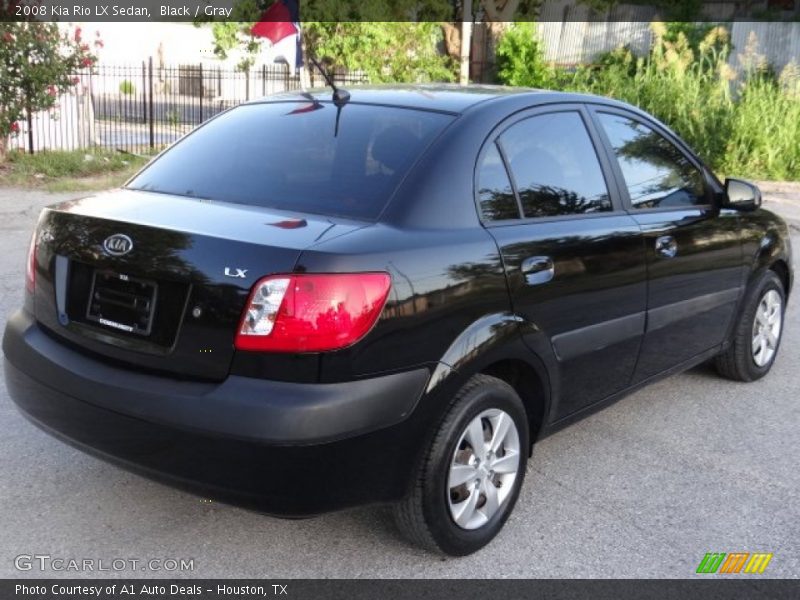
[308,55,350,137]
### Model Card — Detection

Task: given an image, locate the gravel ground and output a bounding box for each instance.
[0,185,798,579]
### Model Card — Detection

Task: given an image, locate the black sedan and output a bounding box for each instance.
[3,85,793,556]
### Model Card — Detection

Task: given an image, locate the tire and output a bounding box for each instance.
[715,270,786,382]
[393,374,529,556]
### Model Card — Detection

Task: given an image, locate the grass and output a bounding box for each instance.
[0,149,151,192]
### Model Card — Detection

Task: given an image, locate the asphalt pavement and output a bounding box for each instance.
[0,185,798,578]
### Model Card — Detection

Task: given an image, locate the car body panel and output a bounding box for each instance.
[583,104,746,380]
[740,207,794,293]
[489,215,647,419]
[294,223,511,381]
[627,207,744,380]
[32,194,348,381]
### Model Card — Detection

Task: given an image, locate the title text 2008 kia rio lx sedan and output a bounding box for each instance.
[3,86,793,555]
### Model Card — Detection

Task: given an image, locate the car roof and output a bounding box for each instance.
[246,84,628,115]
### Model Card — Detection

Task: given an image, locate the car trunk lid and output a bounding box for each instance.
[33,189,364,381]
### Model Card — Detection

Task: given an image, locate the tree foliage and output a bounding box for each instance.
[578,0,703,20]
[210,19,455,82]
[0,22,99,159]
[495,22,554,88]
[305,22,455,83]
[205,0,552,80]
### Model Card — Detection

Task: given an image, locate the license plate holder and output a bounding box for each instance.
[85,270,158,336]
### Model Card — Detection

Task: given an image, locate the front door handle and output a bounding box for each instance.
[521,256,554,286]
[655,235,678,258]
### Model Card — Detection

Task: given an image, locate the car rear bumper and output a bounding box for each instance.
[3,310,430,515]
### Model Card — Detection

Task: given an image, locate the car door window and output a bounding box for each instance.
[597,113,707,209]
[498,112,612,219]
[476,143,520,221]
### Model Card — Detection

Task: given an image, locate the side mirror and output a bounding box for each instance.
[724,178,762,211]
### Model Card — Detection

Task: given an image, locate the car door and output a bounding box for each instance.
[478,106,648,420]
[589,108,743,381]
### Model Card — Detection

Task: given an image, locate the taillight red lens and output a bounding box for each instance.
[235,273,391,353]
[25,231,37,294]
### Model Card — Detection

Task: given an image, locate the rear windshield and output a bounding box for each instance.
[127,102,454,220]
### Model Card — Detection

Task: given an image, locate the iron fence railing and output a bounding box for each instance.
[10,60,368,155]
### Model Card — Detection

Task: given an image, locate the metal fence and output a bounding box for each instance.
[10,60,369,155]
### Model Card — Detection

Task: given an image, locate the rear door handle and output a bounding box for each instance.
[655,235,678,258]
[521,256,554,286]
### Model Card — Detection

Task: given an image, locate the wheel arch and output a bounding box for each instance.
[425,312,554,451]
[480,358,549,450]
[769,258,792,299]
[748,222,793,299]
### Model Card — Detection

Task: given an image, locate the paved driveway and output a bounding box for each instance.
[0,185,798,578]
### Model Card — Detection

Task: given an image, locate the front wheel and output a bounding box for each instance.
[393,374,529,556]
[715,270,786,382]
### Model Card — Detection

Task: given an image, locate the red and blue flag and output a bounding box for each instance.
[251,0,303,72]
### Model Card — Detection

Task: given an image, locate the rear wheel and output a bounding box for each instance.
[393,374,529,556]
[715,270,785,382]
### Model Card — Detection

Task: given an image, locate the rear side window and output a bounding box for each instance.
[498,112,612,218]
[597,113,707,209]
[127,102,453,220]
[477,144,519,221]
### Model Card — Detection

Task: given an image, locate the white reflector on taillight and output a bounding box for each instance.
[239,277,290,336]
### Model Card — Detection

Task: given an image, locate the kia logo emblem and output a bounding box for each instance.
[103,234,134,257]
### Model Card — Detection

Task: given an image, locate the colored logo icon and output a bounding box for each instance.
[696,552,773,574]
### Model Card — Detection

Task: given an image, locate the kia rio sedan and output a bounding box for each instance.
[3,86,792,556]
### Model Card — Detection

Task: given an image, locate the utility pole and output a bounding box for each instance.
[459,0,473,85]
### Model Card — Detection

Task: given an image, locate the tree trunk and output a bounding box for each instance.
[479,0,519,83]
[441,22,461,61]
[26,104,34,155]
[481,0,521,22]
[484,21,511,73]
[444,2,528,82]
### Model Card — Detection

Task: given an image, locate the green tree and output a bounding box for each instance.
[0,22,99,161]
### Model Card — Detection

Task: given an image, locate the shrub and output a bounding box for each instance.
[495,22,555,89]
[119,80,136,95]
[1,22,99,161]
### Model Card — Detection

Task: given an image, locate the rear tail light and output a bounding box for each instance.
[235,273,391,353]
[25,231,37,294]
